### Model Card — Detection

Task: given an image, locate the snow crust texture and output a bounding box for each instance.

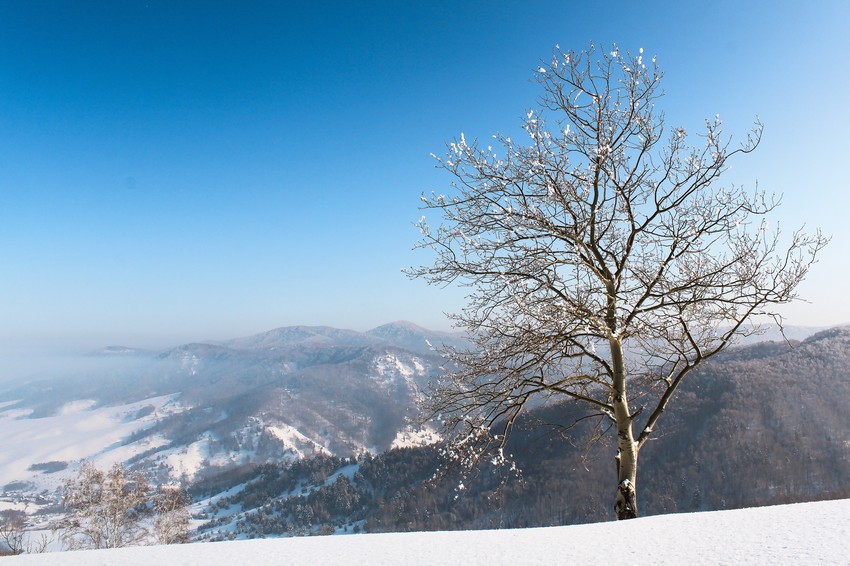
[6,498,848,565]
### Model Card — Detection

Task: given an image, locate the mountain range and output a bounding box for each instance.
[0,322,465,497]
[2,320,847,537]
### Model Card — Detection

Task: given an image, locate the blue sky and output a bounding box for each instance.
[0,0,848,352]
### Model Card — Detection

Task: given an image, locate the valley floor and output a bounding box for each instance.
[6,498,849,565]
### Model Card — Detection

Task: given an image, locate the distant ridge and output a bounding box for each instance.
[219,325,371,351]
[365,321,467,355]
[88,345,155,357]
[728,323,828,347]
[207,321,467,356]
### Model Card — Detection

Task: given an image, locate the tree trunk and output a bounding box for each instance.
[614,426,638,520]
[609,331,639,520]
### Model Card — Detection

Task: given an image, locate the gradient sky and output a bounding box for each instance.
[0,0,848,353]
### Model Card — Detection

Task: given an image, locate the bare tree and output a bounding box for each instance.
[152,484,192,545]
[0,511,52,556]
[410,43,827,520]
[59,462,152,549]
[0,511,27,556]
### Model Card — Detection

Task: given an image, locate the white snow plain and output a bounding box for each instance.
[0,394,180,489]
[6,498,849,565]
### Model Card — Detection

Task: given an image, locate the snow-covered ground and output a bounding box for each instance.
[6,498,848,565]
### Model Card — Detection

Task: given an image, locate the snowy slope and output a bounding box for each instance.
[6,498,849,565]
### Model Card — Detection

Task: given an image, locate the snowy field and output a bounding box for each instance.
[0,394,181,490]
[6,498,848,565]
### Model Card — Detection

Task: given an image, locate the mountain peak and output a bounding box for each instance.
[801,325,850,344]
[221,325,371,351]
[89,345,154,357]
[365,321,466,355]
[367,320,431,334]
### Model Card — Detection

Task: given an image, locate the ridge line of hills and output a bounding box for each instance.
[91,320,465,358]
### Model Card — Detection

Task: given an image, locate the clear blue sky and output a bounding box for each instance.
[0,0,848,352]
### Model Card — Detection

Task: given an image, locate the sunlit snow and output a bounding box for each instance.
[5,499,848,565]
[0,394,181,489]
[266,424,331,459]
[390,425,441,449]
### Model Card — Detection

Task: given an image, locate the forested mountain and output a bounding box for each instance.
[191,327,850,538]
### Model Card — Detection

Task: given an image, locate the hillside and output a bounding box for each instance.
[493,325,850,523]
[5,499,848,565]
[186,327,850,536]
